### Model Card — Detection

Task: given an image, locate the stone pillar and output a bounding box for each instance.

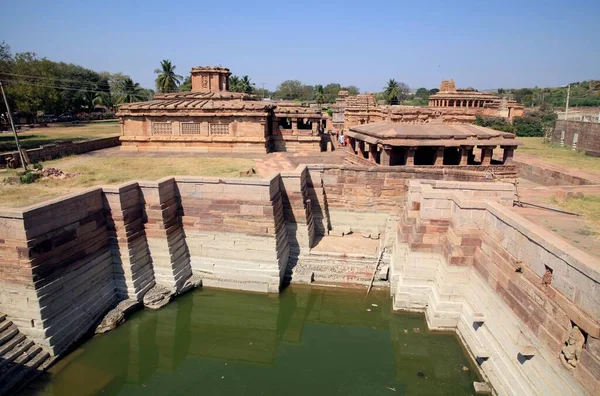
[480,146,494,166]
[350,137,356,154]
[502,146,515,164]
[459,146,471,165]
[369,144,377,163]
[433,147,444,166]
[141,179,192,292]
[379,145,392,166]
[453,100,456,107]
[104,183,155,301]
[358,140,366,158]
[406,147,417,166]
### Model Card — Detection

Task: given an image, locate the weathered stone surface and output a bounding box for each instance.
[95,299,140,334]
[473,382,492,394]
[142,284,174,310]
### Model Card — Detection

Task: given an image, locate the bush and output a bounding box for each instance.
[513,116,544,137]
[32,162,43,171]
[19,171,40,184]
[475,115,515,133]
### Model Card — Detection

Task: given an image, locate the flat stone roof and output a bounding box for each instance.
[347,122,521,147]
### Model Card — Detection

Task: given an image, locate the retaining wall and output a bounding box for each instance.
[0,136,120,168]
[392,180,600,395]
[552,120,600,154]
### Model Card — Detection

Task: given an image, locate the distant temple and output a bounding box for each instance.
[117,66,324,153]
[428,79,524,120]
[332,80,524,131]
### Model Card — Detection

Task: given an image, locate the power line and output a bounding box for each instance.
[0,78,113,94]
[0,71,111,87]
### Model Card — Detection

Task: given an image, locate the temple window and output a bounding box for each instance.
[181,122,202,135]
[278,118,292,129]
[152,122,173,135]
[297,118,313,130]
[209,123,230,135]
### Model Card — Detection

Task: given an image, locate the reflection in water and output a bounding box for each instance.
[25,287,480,396]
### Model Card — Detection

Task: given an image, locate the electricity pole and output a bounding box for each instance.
[565,84,571,121]
[0,81,27,170]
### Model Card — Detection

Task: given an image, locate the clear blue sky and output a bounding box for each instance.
[1,0,599,92]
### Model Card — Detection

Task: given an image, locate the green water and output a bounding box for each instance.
[25,287,480,396]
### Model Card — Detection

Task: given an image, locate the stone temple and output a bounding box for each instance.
[117,66,324,153]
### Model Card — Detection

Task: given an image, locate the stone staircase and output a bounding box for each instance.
[285,250,390,288]
[0,313,52,395]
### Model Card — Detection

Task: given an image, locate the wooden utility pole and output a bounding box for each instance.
[0,81,27,170]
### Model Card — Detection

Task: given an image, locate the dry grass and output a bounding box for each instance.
[0,121,120,152]
[0,155,255,208]
[551,194,600,226]
[518,137,600,175]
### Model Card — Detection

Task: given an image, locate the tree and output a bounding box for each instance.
[179,76,192,92]
[343,85,360,96]
[154,59,182,93]
[94,92,116,112]
[239,75,255,94]
[314,84,326,105]
[384,79,400,104]
[275,80,306,100]
[119,78,145,103]
[229,75,241,92]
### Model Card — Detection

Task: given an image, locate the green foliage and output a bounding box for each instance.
[314,84,326,104]
[0,44,148,120]
[326,108,333,118]
[383,79,409,105]
[19,171,40,184]
[274,80,313,101]
[501,81,600,108]
[119,78,145,104]
[513,107,557,137]
[33,162,43,171]
[179,76,192,92]
[475,116,515,133]
[154,59,182,93]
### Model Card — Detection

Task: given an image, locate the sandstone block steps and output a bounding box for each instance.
[0,313,52,395]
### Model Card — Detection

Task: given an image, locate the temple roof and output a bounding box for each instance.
[117,91,271,113]
[347,122,521,147]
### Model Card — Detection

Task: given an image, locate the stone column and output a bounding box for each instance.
[379,145,392,166]
[369,144,377,163]
[433,147,445,166]
[358,140,365,158]
[459,146,471,165]
[502,146,515,164]
[453,100,456,107]
[350,137,356,154]
[406,147,417,166]
[480,146,494,165]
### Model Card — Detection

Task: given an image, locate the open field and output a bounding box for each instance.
[0,121,120,152]
[0,155,255,208]
[517,137,600,175]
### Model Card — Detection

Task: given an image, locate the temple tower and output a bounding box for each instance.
[190,66,231,93]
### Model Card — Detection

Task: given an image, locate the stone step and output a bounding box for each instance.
[0,314,6,323]
[0,319,12,334]
[0,338,33,367]
[0,325,19,346]
[0,347,51,396]
[0,333,25,356]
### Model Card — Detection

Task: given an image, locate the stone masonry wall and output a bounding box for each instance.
[393,181,600,395]
[0,175,291,355]
[552,120,600,154]
[0,136,121,168]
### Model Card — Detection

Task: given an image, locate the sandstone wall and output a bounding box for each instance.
[514,159,595,185]
[393,180,600,395]
[552,120,600,154]
[0,136,121,168]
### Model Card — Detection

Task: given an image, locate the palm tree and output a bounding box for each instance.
[314,84,326,105]
[119,78,145,103]
[229,75,241,92]
[384,79,400,105]
[78,87,98,114]
[154,59,183,93]
[94,92,116,112]
[239,75,255,94]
